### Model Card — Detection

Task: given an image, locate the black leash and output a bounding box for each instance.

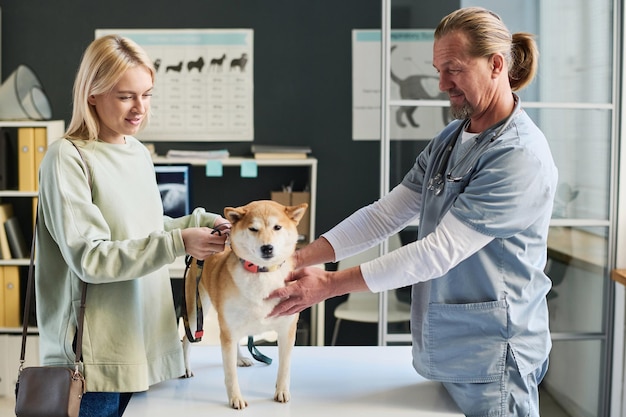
[181,255,204,342]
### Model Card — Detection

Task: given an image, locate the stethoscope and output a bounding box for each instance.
[427,95,521,196]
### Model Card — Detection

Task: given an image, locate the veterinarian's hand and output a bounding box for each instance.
[267,267,334,316]
[182,226,229,260]
[267,265,371,317]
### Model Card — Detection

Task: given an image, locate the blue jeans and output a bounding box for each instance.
[443,346,549,417]
[79,392,133,417]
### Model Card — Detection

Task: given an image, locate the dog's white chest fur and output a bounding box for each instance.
[224,267,290,335]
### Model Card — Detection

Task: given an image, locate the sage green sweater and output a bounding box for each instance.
[35,137,220,392]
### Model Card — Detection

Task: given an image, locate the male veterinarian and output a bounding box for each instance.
[269,7,557,416]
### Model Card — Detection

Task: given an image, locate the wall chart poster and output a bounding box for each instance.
[352,29,450,141]
[96,29,254,142]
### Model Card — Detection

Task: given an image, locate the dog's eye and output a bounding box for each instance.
[248,227,258,232]
[274,225,282,231]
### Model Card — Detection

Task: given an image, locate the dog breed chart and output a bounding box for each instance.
[96,29,254,141]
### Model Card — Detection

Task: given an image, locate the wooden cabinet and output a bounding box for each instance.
[154,155,323,346]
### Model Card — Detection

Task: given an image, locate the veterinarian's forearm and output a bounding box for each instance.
[330,266,370,297]
[294,237,336,268]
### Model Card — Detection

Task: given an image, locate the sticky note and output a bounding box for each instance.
[240,161,258,178]
[206,160,223,177]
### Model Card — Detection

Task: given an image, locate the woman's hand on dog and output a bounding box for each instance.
[212,216,232,233]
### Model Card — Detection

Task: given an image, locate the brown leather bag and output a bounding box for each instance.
[15,366,85,417]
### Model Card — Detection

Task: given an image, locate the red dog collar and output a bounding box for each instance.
[240,259,284,273]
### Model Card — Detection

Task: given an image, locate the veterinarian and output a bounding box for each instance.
[269,7,557,416]
[35,35,230,417]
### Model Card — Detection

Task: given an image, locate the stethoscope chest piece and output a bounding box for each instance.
[427,173,445,196]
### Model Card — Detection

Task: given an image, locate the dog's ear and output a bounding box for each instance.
[286,203,308,225]
[224,206,246,225]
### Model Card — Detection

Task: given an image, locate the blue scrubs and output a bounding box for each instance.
[401,97,557,414]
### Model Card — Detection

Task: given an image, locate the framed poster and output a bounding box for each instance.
[96,29,254,142]
[352,29,450,141]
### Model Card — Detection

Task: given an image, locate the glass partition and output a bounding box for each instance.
[380,0,617,414]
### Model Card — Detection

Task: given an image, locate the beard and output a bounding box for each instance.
[450,100,473,120]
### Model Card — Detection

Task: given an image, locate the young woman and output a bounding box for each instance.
[35,35,230,417]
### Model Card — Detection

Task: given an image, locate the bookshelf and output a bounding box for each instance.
[0,120,63,398]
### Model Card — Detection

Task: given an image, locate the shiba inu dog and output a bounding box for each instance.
[182,200,308,409]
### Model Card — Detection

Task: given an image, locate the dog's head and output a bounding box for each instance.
[224,200,308,268]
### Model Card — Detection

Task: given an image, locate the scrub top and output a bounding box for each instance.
[401,100,558,382]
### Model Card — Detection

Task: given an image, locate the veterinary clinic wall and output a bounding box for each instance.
[0,0,460,345]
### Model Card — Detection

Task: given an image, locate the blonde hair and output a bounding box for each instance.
[435,7,538,92]
[65,35,155,141]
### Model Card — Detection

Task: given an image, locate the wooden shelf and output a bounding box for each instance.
[0,190,38,197]
[0,326,37,334]
[152,155,317,167]
[611,269,626,286]
[0,259,29,266]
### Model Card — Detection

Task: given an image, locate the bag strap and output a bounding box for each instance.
[19,216,40,365]
[19,214,88,368]
[20,139,91,370]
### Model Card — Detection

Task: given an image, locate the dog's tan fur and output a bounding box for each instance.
[182,200,307,409]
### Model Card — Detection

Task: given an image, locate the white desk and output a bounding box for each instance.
[125,346,462,416]
[0,346,461,416]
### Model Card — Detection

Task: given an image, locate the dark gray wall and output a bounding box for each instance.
[2,1,460,343]
[1,0,458,239]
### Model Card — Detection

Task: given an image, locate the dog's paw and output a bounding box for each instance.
[237,357,254,367]
[274,389,291,403]
[230,396,248,410]
[182,369,194,378]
